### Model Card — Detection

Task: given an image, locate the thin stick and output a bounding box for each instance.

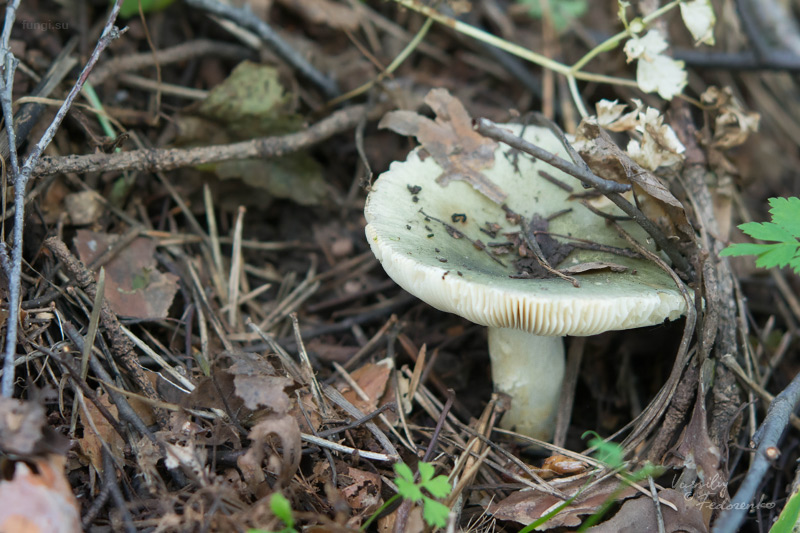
[1,1,125,396]
[227,206,246,327]
[301,433,396,462]
[34,102,386,177]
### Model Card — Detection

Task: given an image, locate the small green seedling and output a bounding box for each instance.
[361,461,452,531]
[249,493,298,533]
[720,197,800,274]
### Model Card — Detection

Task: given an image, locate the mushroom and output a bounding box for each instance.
[364,123,688,440]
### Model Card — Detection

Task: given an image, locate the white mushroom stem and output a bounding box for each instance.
[487,328,565,441]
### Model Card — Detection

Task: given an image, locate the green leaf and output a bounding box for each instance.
[769,197,800,236]
[269,493,294,529]
[584,433,624,470]
[421,497,450,528]
[738,221,796,243]
[417,461,434,484]
[770,485,800,533]
[755,243,800,269]
[422,474,452,499]
[719,242,775,257]
[394,463,415,483]
[395,477,423,502]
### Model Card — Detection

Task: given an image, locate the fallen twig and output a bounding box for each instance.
[712,368,800,533]
[33,102,388,177]
[45,237,170,428]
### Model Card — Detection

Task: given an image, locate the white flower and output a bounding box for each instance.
[624,30,687,100]
[680,0,716,46]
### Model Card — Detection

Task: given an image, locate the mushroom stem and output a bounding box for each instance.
[487,328,565,441]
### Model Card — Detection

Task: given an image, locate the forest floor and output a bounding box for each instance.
[0,0,798,532]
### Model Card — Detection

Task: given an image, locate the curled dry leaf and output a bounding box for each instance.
[595,99,640,132]
[238,414,301,492]
[0,455,81,533]
[379,88,506,204]
[573,118,693,241]
[573,120,682,208]
[666,387,724,506]
[541,455,589,477]
[701,86,760,150]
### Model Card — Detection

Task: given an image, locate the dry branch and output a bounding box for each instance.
[33,102,388,177]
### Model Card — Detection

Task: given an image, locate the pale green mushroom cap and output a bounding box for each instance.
[364,124,687,337]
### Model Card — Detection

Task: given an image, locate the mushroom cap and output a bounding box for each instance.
[365,124,688,336]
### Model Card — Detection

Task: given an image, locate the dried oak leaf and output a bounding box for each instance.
[0,455,81,533]
[487,476,637,527]
[379,88,506,204]
[74,230,179,320]
[586,489,708,533]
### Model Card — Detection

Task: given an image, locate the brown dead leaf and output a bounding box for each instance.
[586,489,708,533]
[342,467,382,512]
[700,86,760,150]
[74,230,179,319]
[227,351,294,413]
[666,385,725,506]
[340,359,392,414]
[487,476,637,527]
[572,119,694,242]
[573,120,682,209]
[238,414,301,492]
[77,391,125,473]
[0,455,81,533]
[379,88,506,204]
